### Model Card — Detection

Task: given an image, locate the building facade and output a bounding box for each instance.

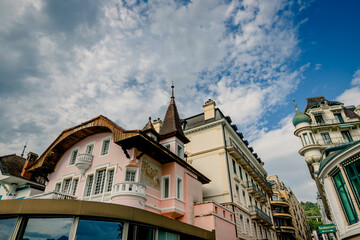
[267,175,311,240]
[0,89,236,240]
[0,153,45,200]
[181,100,276,240]
[293,96,360,239]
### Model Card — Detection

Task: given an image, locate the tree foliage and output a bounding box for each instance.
[301,201,323,230]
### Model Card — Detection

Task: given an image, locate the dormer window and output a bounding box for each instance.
[100,137,111,156]
[315,115,325,125]
[164,144,170,150]
[334,113,344,124]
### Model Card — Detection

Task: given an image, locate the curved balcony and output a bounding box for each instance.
[270,200,289,207]
[29,191,77,200]
[111,181,146,209]
[273,212,293,219]
[248,205,272,226]
[279,226,296,233]
[75,153,93,173]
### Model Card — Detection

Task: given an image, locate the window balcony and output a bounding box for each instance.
[248,205,272,226]
[111,181,146,209]
[28,191,77,200]
[75,153,93,173]
[311,118,359,127]
[272,211,293,219]
[316,135,360,146]
[246,181,267,203]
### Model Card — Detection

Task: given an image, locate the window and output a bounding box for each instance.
[310,132,315,144]
[19,218,73,240]
[272,195,278,201]
[158,230,179,240]
[321,133,332,145]
[235,185,240,202]
[162,176,170,199]
[242,190,246,205]
[342,131,353,143]
[76,219,124,240]
[346,161,360,205]
[101,138,111,156]
[315,115,325,125]
[107,169,114,192]
[85,143,94,154]
[245,173,249,187]
[240,215,245,234]
[94,169,106,195]
[239,166,243,179]
[85,175,94,197]
[55,182,61,192]
[176,177,183,200]
[303,133,310,145]
[69,148,79,165]
[333,171,358,225]
[125,168,137,181]
[232,159,237,174]
[71,178,79,195]
[177,145,183,157]
[164,144,170,150]
[334,113,344,123]
[0,217,17,239]
[62,178,71,194]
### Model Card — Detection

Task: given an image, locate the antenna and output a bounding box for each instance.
[21,139,28,158]
[171,81,174,98]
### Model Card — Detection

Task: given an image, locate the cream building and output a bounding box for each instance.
[267,175,311,240]
[293,96,360,239]
[180,100,275,240]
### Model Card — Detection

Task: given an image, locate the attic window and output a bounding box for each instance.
[100,138,111,156]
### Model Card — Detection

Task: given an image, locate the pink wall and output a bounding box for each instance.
[194,202,236,240]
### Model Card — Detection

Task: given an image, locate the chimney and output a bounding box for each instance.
[21,152,38,179]
[203,99,216,121]
[153,119,162,133]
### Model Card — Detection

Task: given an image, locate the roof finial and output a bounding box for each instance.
[293,98,299,111]
[149,116,151,122]
[21,139,28,158]
[171,81,174,99]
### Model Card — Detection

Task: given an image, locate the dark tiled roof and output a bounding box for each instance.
[304,96,343,112]
[183,108,225,130]
[0,154,26,177]
[344,107,360,119]
[159,97,189,143]
[304,96,327,112]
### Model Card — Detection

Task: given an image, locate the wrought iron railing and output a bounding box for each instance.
[247,181,267,200]
[316,135,360,146]
[311,118,359,126]
[248,205,272,224]
[228,139,270,188]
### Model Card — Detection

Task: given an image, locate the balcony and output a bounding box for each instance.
[28,191,77,200]
[270,200,289,207]
[227,139,271,193]
[75,153,93,173]
[278,225,296,233]
[247,182,267,203]
[316,135,360,146]
[111,181,146,209]
[248,205,272,226]
[272,212,293,219]
[311,118,359,127]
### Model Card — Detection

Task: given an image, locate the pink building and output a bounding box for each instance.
[12,88,236,240]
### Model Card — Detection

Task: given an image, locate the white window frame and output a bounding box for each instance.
[176,176,183,201]
[106,168,115,192]
[71,178,79,195]
[94,168,107,195]
[84,173,94,197]
[85,141,95,155]
[162,175,171,199]
[68,147,79,166]
[54,181,62,192]
[100,136,111,157]
[125,167,138,182]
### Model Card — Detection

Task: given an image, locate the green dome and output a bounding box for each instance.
[292,110,310,126]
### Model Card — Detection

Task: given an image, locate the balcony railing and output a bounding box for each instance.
[311,118,359,126]
[227,139,270,189]
[316,135,360,146]
[75,153,93,173]
[112,181,146,199]
[28,191,77,200]
[248,205,272,225]
[247,181,267,202]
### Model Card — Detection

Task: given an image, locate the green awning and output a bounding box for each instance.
[339,125,354,128]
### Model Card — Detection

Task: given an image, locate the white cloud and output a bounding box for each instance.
[315,63,321,70]
[252,115,317,202]
[336,69,360,106]
[351,69,360,86]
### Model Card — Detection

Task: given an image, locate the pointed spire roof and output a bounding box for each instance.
[159,85,190,143]
[142,117,159,137]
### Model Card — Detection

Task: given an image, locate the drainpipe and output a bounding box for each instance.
[222,123,238,238]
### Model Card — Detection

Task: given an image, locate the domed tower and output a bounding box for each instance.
[292,100,323,174]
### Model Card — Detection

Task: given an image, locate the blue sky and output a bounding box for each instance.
[0,0,359,202]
